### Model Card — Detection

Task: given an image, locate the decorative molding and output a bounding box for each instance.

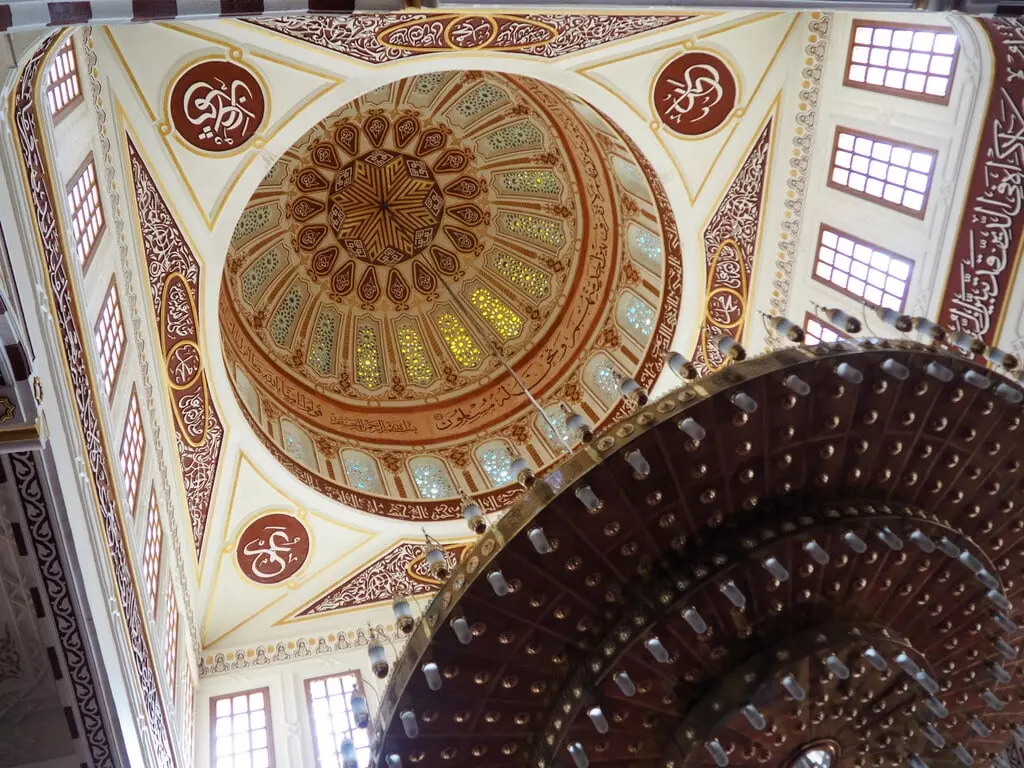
[198,623,405,678]
[12,32,178,768]
[125,135,225,558]
[8,451,115,767]
[769,12,831,321]
[81,27,200,660]
[296,541,470,617]
[694,119,772,375]
[247,13,694,63]
[937,19,1024,345]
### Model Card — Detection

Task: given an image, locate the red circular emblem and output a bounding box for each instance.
[170,60,265,152]
[236,513,310,585]
[653,52,737,137]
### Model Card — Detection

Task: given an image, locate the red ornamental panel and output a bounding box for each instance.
[169,59,265,152]
[236,513,310,585]
[937,19,1024,344]
[653,51,738,137]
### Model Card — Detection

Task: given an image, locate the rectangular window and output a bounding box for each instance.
[845,22,958,104]
[182,671,196,764]
[804,312,848,345]
[45,38,83,120]
[95,279,126,399]
[119,388,145,512]
[211,688,274,768]
[143,488,162,612]
[66,156,105,267]
[306,672,369,768]
[828,128,936,217]
[165,588,178,698]
[813,226,913,311]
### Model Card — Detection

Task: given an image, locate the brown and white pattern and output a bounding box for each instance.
[937,18,1024,345]
[127,137,224,558]
[248,13,693,63]
[769,12,831,321]
[13,34,178,768]
[297,541,471,616]
[199,623,405,678]
[693,120,772,375]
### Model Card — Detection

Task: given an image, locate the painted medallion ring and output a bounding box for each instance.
[236,512,310,585]
[170,59,266,152]
[653,51,738,137]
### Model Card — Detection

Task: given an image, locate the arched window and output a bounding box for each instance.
[476,440,515,486]
[341,450,383,493]
[409,458,455,499]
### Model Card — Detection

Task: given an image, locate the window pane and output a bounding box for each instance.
[305,673,369,767]
[66,157,105,265]
[813,227,913,311]
[45,39,82,119]
[829,129,936,216]
[845,22,958,101]
[211,690,275,768]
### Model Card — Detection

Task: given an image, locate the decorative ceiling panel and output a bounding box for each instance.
[127,136,225,559]
[246,12,696,63]
[220,70,682,521]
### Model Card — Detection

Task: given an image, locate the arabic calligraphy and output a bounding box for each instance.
[236,513,310,584]
[170,60,265,153]
[938,20,1024,343]
[653,51,737,137]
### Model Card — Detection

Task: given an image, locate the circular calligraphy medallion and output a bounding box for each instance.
[653,51,737,137]
[236,512,310,585]
[170,60,266,153]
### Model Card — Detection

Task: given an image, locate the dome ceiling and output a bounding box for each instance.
[220,70,682,520]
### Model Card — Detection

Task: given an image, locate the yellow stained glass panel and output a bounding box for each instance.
[492,253,549,299]
[436,313,483,368]
[470,287,523,340]
[355,325,383,389]
[396,325,434,386]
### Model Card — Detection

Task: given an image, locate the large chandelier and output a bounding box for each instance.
[357,309,1024,768]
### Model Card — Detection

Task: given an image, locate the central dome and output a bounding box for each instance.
[220,71,682,520]
[328,149,445,265]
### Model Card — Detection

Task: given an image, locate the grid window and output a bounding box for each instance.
[814,227,913,311]
[829,129,936,217]
[846,23,958,103]
[804,313,848,345]
[66,156,105,266]
[182,671,196,763]
[119,389,145,512]
[211,688,274,768]
[45,39,82,119]
[143,488,162,612]
[165,588,178,698]
[306,672,370,768]
[95,279,125,398]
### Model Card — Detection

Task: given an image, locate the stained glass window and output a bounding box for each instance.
[499,213,565,249]
[470,288,523,340]
[538,404,572,445]
[242,250,281,302]
[492,252,549,299]
[95,278,126,399]
[342,450,382,493]
[814,227,913,311]
[612,156,652,202]
[411,459,455,499]
[483,121,544,154]
[453,84,508,119]
[627,223,663,271]
[846,23,958,103]
[620,293,656,339]
[211,689,274,768]
[396,324,434,386]
[306,672,370,768]
[590,358,620,399]
[269,285,303,346]
[307,309,337,376]
[355,325,383,389]
[829,129,935,216]
[499,170,562,196]
[477,441,515,486]
[436,313,484,368]
[232,206,272,245]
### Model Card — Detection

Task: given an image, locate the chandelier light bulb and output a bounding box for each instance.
[804,540,829,565]
[881,358,909,380]
[683,607,708,634]
[400,709,418,739]
[422,661,442,691]
[528,527,551,554]
[783,374,811,396]
[645,636,670,663]
[781,674,806,701]
[678,417,706,441]
[763,557,789,582]
[925,361,954,382]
